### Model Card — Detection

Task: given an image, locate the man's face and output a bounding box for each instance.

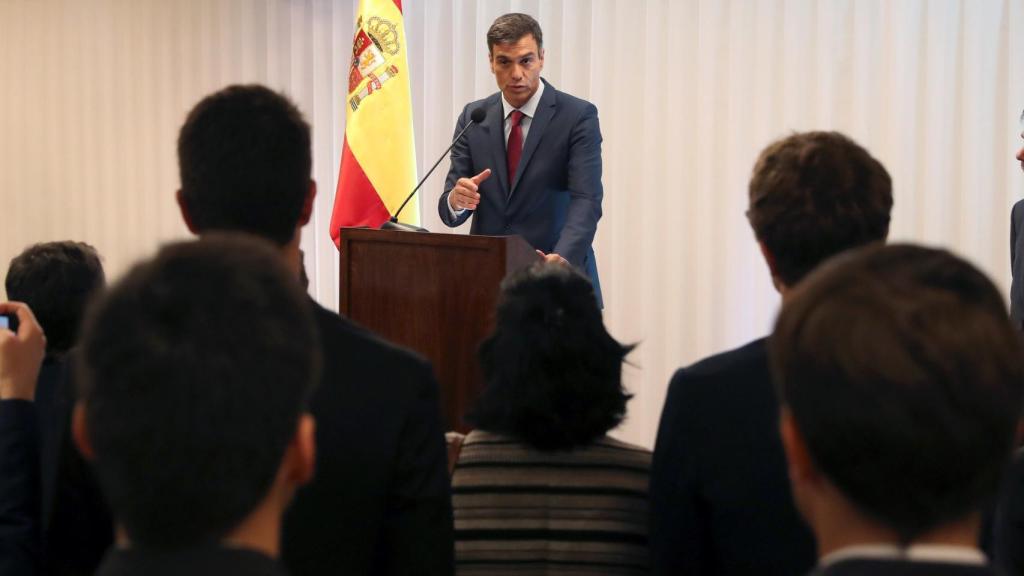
[489,34,544,109]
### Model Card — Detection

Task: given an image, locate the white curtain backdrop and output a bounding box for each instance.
[2,0,1023,447]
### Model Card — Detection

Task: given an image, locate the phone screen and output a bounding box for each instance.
[0,315,9,330]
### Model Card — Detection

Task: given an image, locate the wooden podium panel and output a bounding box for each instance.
[338,228,538,431]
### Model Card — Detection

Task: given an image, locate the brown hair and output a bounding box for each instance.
[747,131,892,286]
[770,243,1024,541]
[486,13,543,53]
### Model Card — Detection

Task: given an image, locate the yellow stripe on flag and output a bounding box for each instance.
[344,0,418,224]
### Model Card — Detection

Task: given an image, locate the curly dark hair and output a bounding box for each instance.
[5,241,105,356]
[469,263,633,451]
[747,131,893,286]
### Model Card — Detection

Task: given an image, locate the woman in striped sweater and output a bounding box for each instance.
[450,262,651,576]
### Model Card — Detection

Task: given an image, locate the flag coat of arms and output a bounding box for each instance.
[330,0,417,245]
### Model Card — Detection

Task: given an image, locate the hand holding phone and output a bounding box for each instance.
[0,302,46,401]
[0,313,19,333]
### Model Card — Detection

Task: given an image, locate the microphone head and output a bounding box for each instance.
[470,107,487,124]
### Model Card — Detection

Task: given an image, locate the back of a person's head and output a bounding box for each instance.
[470,262,633,451]
[747,131,893,286]
[770,243,1024,541]
[77,234,320,548]
[5,241,105,357]
[177,84,312,246]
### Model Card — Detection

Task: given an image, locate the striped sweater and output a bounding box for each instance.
[451,430,652,576]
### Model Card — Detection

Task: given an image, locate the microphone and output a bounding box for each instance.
[381,106,489,232]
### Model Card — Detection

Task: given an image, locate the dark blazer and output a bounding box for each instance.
[810,558,997,576]
[1010,200,1024,329]
[439,80,604,305]
[0,356,114,576]
[0,399,40,576]
[281,301,454,576]
[992,449,1024,574]
[34,356,113,576]
[649,337,816,575]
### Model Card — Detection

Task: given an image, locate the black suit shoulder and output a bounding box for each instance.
[310,301,434,387]
[36,354,114,576]
[650,337,815,576]
[662,337,773,433]
[993,449,1024,574]
[284,301,453,576]
[670,337,769,386]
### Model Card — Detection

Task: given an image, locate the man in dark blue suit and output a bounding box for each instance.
[1007,109,1024,329]
[650,132,894,575]
[439,13,603,306]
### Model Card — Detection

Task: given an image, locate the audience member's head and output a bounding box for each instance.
[470,262,633,451]
[176,84,314,247]
[5,241,105,358]
[747,131,893,290]
[770,244,1024,551]
[73,234,320,551]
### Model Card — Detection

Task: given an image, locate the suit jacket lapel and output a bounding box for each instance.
[510,81,557,196]
[485,97,510,195]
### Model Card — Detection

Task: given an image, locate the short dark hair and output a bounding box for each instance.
[177,85,312,246]
[5,241,105,356]
[469,263,633,451]
[78,234,320,548]
[747,131,893,286]
[770,244,1024,541]
[487,13,543,53]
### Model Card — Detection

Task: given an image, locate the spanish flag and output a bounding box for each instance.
[330,0,418,246]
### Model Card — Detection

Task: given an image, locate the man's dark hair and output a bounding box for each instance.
[78,234,320,548]
[747,131,893,286]
[5,241,105,356]
[177,84,312,246]
[469,263,633,451]
[487,13,543,53]
[770,243,1024,542]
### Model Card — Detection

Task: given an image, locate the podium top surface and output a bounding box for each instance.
[338,227,534,250]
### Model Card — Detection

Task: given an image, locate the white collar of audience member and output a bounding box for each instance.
[819,544,986,568]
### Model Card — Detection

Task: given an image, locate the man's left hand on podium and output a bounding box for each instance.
[535,250,568,267]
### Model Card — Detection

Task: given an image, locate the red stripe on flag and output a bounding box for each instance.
[393,0,402,12]
[330,137,391,247]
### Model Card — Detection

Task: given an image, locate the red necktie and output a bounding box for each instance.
[506,110,525,187]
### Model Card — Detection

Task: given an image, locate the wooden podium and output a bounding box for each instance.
[337,228,539,431]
